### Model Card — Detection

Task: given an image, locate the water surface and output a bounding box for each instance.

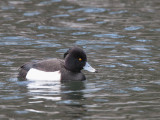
[0,0,160,119]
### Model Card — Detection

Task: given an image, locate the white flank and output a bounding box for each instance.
[26,68,61,81]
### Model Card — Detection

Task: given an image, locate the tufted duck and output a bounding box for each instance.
[18,46,96,81]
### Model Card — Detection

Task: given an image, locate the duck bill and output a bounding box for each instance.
[83,62,96,72]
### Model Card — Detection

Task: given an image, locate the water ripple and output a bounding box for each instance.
[0,36,33,45]
[36,0,61,6]
[23,11,41,17]
[99,64,116,68]
[109,10,128,15]
[59,6,74,9]
[123,45,153,51]
[69,7,106,13]
[56,100,80,105]
[52,14,70,18]
[93,34,125,38]
[37,25,80,31]
[115,63,133,67]
[150,28,160,32]
[77,18,87,21]
[128,87,146,92]
[83,8,106,13]
[124,26,144,31]
[34,43,61,48]
[96,21,108,24]
[136,39,152,42]
[72,32,90,35]
[1,36,31,41]
[0,61,14,66]
[76,40,126,45]
[1,6,15,10]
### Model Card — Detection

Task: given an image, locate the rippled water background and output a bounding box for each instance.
[0,0,160,119]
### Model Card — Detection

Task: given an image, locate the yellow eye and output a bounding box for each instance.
[79,58,82,61]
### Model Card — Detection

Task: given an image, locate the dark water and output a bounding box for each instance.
[0,0,160,119]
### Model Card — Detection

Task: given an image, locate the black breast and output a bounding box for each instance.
[61,68,86,81]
